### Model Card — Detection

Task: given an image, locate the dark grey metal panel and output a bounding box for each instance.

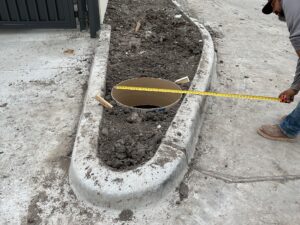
[0,0,76,28]
[27,0,41,21]
[77,0,87,30]
[6,0,20,21]
[56,0,66,20]
[87,0,100,38]
[0,0,100,38]
[0,0,10,21]
[46,0,58,21]
[16,0,30,21]
[36,0,49,21]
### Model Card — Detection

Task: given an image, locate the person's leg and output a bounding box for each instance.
[279,102,300,138]
[257,102,300,141]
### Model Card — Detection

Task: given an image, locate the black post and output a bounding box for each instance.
[87,0,100,38]
[77,0,87,31]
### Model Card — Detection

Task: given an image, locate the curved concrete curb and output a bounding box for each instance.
[69,5,216,209]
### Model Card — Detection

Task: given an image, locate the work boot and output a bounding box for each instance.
[257,124,296,142]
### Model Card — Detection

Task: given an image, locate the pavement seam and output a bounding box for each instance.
[194,167,300,183]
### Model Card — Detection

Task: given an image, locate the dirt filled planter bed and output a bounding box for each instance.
[98,0,203,170]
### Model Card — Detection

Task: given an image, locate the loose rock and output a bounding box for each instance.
[101,128,109,136]
[126,112,142,123]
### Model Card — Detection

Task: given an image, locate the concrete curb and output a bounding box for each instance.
[69,4,216,209]
[168,0,216,163]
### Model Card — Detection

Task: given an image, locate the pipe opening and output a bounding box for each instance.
[112,77,182,112]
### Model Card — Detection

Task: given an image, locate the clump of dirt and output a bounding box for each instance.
[99,108,173,169]
[179,182,189,200]
[25,191,47,225]
[118,209,134,221]
[98,0,202,170]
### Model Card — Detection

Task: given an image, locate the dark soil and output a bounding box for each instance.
[98,0,202,170]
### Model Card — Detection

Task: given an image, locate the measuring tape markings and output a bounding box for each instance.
[114,86,280,102]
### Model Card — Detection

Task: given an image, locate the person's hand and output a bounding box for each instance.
[279,88,298,103]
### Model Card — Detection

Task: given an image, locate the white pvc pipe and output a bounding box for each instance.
[99,0,108,24]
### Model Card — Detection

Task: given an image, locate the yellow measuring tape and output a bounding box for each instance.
[115,86,280,102]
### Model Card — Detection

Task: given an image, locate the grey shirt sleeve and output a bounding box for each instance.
[291,59,300,92]
[282,0,300,91]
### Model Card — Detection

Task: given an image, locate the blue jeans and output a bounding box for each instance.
[280,102,300,138]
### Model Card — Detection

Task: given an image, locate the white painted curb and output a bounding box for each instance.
[69,3,216,209]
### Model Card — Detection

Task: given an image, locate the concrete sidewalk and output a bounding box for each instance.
[169,0,300,224]
[0,30,98,225]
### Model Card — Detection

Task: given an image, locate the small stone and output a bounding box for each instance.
[0,103,8,107]
[106,160,113,166]
[112,161,123,169]
[129,37,141,49]
[101,128,109,136]
[192,48,201,54]
[123,108,130,114]
[137,148,146,156]
[114,143,126,153]
[145,31,153,39]
[117,139,125,145]
[66,92,75,98]
[174,14,182,19]
[124,135,135,147]
[152,134,163,145]
[244,76,249,78]
[126,112,142,123]
[146,113,158,122]
[116,153,127,160]
[27,218,35,224]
